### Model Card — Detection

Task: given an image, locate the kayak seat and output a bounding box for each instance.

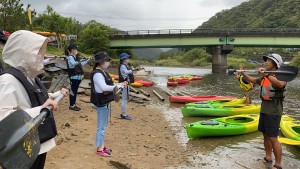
[201,120,219,125]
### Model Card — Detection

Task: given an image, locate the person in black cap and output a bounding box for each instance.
[0,29,9,72]
[90,51,127,157]
[65,44,90,111]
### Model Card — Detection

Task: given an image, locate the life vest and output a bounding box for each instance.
[260,77,285,101]
[0,67,57,143]
[66,55,83,77]
[90,69,115,106]
[238,75,252,91]
[118,63,134,84]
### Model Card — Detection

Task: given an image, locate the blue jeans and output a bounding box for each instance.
[121,86,129,114]
[69,79,81,106]
[96,105,110,147]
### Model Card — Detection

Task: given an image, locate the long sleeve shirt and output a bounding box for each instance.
[93,68,121,93]
[67,55,90,80]
[120,64,133,80]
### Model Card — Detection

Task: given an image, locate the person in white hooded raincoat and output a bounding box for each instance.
[0,30,69,169]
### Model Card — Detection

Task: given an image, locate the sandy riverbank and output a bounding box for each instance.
[45,86,187,169]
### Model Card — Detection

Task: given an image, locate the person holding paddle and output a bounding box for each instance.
[0,30,69,169]
[239,53,285,169]
[90,51,127,157]
[118,53,142,120]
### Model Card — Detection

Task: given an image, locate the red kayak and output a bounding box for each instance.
[191,76,203,80]
[176,78,190,84]
[169,95,236,103]
[135,80,154,87]
[167,81,178,86]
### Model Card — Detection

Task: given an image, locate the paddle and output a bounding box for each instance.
[228,65,299,82]
[278,137,300,145]
[0,94,65,169]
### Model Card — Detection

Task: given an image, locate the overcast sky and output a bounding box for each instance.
[20,0,247,31]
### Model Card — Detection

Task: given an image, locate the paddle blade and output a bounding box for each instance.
[275,66,299,82]
[0,110,40,169]
[278,137,300,145]
[113,86,121,103]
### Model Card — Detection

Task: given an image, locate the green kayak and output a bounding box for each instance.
[185,98,246,107]
[186,114,259,138]
[181,103,260,117]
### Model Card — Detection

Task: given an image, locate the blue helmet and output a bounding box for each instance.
[119,53,130,60]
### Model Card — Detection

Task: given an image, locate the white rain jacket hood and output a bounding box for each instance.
[2,30,47,79]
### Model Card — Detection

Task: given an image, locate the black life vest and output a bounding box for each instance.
[66,55,83,77]
[118,63,134,84]
[0,67,57,143]
[90,69,115,106]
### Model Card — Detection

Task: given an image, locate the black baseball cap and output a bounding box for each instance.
[94,51,111,63]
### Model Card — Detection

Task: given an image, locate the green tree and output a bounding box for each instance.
[78,20,110,54]
[33,5,81,49]
[0,0,31,31]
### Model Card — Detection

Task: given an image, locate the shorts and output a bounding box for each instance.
[258,113,282,137]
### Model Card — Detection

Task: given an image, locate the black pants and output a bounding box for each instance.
[30,153,47,169]
[69,79,81,106]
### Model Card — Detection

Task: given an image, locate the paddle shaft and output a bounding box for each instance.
[36,93,65,123]
[228,66,299,82]
[230,69,295,74]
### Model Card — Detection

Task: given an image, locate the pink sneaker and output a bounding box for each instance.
[96,150,111,157]
[103,147,112,154]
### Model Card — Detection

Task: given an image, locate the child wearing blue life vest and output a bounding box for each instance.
[235,72,254,104]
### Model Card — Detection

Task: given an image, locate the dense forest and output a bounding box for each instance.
[158,0,300,68]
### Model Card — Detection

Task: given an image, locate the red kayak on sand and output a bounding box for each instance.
[135,80,154,87]
[169,95,236,103]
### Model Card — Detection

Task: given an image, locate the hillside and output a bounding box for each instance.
[132,48,163,60]
[199,0,300,28]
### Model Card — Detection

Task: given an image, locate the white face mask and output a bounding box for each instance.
[73,50,78,56]
[102,61,110,69]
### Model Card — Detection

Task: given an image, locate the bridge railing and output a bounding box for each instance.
[109,28,300,36]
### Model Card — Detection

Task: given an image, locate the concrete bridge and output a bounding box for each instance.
[109,28,300,73]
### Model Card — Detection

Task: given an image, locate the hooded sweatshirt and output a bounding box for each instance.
[0,30,61,154]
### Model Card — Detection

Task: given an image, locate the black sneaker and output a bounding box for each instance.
[120,114,132,120]
[69,106,81,111]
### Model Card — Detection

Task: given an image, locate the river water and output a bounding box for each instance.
[143,66,300,169]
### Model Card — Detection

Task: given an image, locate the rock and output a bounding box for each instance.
[77,87,85,94]
[65,123,71,128]
[80,97,90,103]
[71,132,77,136]
[79,79,91,89]
[56,138,64,145]
[144,145,149,148]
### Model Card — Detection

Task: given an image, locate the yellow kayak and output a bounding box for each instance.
[130,82,143,88]
[280,115,300,147]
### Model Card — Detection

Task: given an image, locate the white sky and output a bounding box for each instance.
[21,0,248,31]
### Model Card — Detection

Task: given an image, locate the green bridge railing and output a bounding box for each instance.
[109,28,300,37]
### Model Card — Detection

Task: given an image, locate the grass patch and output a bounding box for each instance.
[227,57,257,69]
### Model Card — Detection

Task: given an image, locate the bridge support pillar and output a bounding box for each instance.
[206,45,234,73]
